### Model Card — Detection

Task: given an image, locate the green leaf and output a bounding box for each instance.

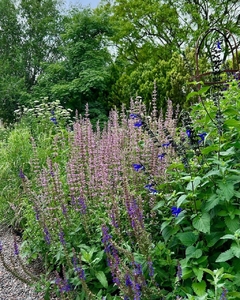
[220,234,235,240]
[177,194,187,207]
[216,249,234,262]
[186,176,201,191]
[193,267,203,282]
[201,144,219,155]
[231,243,240,258]
[193,213,210,233]
[220,147,235,156]
[202,195,219,212]
[217,182,235,202]
[224,119,240,128]
[206,232,224,247]
[153,201,165,210]
[224,217,240,233]
[95,271,108,289]
[177,232,198,246]
[192,280,206,296]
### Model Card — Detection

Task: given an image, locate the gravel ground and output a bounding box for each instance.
[0,226,58,300]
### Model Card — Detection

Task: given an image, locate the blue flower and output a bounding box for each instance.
[130,113,139,119]
[186,129,191,138]
[50,117,57,125]
[144,184,158,194]
[132,164,145,171]
[217,41,221,50]
[171,206,182,217]
[134,121,142,127]
[162,141,171,147]
[19,169,25,179]
[198,132,207,143]
[158,153,166,160]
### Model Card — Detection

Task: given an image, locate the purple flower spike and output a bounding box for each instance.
[59,230,66,245]
[13,237,19,256]
[19,169,25,179]
[132,164,145,172]
[44,226,51,245]
[171,206,182,217]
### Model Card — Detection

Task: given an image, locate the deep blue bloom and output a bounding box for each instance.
[134,121,142,127]
[217,41,221,50]
[171,206,182,217]
[198,132,207,143]
[50,117,58,125]
[158,153,166,160]
[162,142,171,147]
[145,184,158,194]
[186,129,191,138]
[130,113,139,119]
[132,164,145,172]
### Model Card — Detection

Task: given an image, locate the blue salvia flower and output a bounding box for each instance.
[162,141,171,147]
[130,113,139,119]
[134,121,143,127]
[171,206,182,217]
[0,241,2,252]
[132,164,145,172]
[186,129,191,138]
[144,184,158,194]
[158,153,166,160]
[217,41,221,50]
[50,117,58,125]
[198,132,207,143]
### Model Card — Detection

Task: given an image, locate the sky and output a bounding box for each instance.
[64,0,100,9]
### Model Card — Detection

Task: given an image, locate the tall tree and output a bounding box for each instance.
[35,8,114,122]
[0,0,63,123]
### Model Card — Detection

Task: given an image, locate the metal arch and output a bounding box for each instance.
[195,28,239,87]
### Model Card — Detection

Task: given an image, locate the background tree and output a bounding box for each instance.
[35,8,114,124]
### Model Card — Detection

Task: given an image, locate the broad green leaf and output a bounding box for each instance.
[224,119,240,128]
[220,147,235,156]
[217,182,235,202]
[193,213,210,233]
[201,144,219,155]
[153,201,165,210]
[192,280,206,296]
[216,249,234,262]
[231,243,240,259]
[220,234,235,240]
[177,232,198,246]
[193,267,203,282]
[224,217,240,233]
[177,194,187,207]
[202,169,221,178]
[95,271,108,289]
[186,176,201,191]
[202,195,219,212]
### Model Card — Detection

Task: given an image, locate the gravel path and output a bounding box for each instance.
[0,226,58,300]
